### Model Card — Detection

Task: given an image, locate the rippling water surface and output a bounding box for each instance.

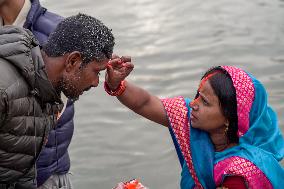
[42,0,284,188]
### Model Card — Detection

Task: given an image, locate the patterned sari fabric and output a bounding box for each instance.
[161,66,284,189]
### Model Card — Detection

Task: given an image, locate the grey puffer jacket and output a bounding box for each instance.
[0,26,62,185]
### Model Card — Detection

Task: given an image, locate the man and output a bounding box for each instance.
[0,13,115,189]
[0,0,76,188]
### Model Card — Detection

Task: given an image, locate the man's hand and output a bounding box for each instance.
[105,54,134,90]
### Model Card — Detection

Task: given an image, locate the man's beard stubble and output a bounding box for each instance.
[56,76,80,102]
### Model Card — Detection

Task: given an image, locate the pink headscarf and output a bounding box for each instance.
[221,66,255,137]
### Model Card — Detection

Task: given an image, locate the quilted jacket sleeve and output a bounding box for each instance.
[0,90,8,128]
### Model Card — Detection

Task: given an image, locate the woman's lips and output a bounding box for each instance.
[190,112,198,121]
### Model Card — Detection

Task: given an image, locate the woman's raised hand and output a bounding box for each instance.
[105,54,134,90]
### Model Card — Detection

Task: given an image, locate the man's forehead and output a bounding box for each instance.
[88,59,109,70]
[100,59,109,69]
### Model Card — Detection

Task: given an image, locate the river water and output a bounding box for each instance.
[42,0,284,188]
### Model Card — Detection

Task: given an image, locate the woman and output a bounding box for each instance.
[106,58,284,189]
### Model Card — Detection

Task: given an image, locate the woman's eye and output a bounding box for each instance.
[202,98,209,105]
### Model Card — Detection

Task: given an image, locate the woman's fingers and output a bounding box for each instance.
[109,58,123,69]
[106,55,133,84]
[120,56,131,63]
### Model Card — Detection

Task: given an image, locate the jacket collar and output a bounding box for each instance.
[24,0,45,30]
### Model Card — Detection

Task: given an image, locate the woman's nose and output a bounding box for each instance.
[189,98,199,110]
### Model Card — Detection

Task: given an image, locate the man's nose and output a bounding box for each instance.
[92,77,99,87]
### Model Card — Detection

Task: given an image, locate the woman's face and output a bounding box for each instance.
[189,79,228,133]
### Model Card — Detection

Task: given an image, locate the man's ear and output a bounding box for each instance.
[65,51,82,72]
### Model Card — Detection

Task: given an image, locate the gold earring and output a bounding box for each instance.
[224,123,229,135]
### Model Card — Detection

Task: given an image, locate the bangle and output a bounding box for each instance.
[104,80,126,96]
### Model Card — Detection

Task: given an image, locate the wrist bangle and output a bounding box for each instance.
[104,80,126,96]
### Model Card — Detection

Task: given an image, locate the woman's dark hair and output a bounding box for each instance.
[197,67,239,143]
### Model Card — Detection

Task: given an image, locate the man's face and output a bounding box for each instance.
[60,59,109,101]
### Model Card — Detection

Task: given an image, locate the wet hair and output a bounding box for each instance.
[198,67,239,143]
[43,13,115,65]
